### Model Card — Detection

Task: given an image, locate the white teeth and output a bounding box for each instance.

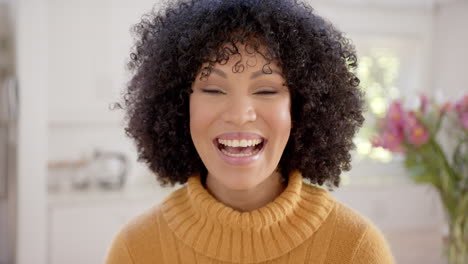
[221,147,261,157]
[218,138,263,147]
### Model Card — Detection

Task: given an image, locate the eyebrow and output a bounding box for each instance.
[210,68,282,80]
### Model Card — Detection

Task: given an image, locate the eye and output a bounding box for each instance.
[255,90,278,95]
[201,88,225,94]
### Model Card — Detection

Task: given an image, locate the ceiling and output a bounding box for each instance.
[312,0,464,9]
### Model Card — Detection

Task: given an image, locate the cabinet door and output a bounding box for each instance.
[48,200,155,264]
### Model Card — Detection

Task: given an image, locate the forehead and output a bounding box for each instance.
[196,42,284,80]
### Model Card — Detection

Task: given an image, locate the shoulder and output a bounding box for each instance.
[105,186,187,264]
[104,203,164,264]
[301,183,372,241]
[333,199,395,264]
[118,185,188,240]
[302,183,394,263]
[120,203,164,240]
[303,183,385,239]
[302,183,372,235]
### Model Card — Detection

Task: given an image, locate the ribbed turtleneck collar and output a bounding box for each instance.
[161,170,335,263]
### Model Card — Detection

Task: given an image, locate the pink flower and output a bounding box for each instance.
[454,95,468,129]
[407,125,430,146]
[372,100,431,152]
[372,101,407,152]
[454,95,468,114]
[371,130,405,153]
[438,102,452,115]
[386,101,405,136]
[420,94,429,113]
[404,111,419,128]
[460,112,468,130]
[404,112,429,146]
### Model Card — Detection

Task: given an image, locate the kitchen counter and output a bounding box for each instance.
[47,185,178,207]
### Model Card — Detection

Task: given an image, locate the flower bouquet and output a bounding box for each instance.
[371,94,468,264]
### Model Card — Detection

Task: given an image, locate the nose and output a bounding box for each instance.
[222,96,257,125]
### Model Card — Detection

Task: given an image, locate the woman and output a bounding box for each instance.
[105,0,395,263]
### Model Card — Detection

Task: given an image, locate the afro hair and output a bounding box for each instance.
[120,0,365,188]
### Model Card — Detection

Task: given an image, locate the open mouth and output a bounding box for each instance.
[215,138,266,158]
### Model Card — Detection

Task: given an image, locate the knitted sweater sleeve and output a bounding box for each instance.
[350,224,395,264]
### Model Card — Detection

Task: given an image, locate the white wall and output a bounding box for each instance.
[15,0,48,263]
[432,0,468,101]
[0,0,13,261]
[0,201,7,264]
[47,0,160,188]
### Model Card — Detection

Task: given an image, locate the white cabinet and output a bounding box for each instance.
[47,189,171,264]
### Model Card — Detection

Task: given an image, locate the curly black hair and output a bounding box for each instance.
[120,0,365,188]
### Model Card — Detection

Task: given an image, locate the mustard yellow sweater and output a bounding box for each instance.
[105,171,395,263]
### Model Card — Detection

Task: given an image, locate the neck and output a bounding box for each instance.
[204,170,287,212]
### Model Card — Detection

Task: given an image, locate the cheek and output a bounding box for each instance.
[267,99,292,136]
[256,100,291,154]
[189,99,203,135]
[189,97,215,140]
[277,104,292,125]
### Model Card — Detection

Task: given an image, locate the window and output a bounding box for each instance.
[341,35,426,185]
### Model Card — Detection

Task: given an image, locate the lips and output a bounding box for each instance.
[215,132,264,140]
[214,132,265,154]
[213,132,267,166]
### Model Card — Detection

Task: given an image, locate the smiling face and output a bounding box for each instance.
[189,43,291,191]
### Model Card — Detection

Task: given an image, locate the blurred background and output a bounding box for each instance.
[0,0,467,263]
